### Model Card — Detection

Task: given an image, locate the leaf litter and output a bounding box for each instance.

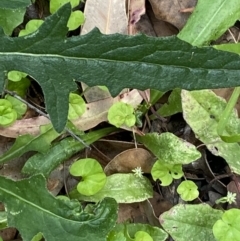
[1,0,240,240]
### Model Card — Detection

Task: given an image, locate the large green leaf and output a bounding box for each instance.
[22,127,116,177]
[0,124,60,164]
[178,0,240,46]
[70,173,153,203]
[2,4,240,132]
[0,0,31,35]
[160,204,223,241]
[0,174,118,241]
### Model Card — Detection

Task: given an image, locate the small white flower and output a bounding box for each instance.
[216,191,237,205]
[132,166,144,178]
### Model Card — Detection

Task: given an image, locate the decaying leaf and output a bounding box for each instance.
[148,0,197,30]
[104,148,155,175]
[81,0,127,35]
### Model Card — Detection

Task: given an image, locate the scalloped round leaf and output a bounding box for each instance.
[151,161,183,186]
[68,93,86,120]
[138,132,201,165]
[67,10,85,30]
[0,99,17,127]
[19,19,44,37]
[177,180,199,201]
[7,70,27,82]
[108,102,136,128]
[5,95,27,119]
[70,158,104,177]
[77,172,106,196]
[213,209,240,241]
[70,158,106,195]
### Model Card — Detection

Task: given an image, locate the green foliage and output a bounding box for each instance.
[108,102,136,128]
[134,231,153,241]
[70,158,107,196]
[22,127,115,177]
[181,90,240,174]
[177,180,199,201]
[151,161,183,186]
[160,204,223,241]
[0,99,17,127]
[67,10,85,30]
[108,223,168,241]
[2,4,240,131]
[0,174,118,241]
[213,209,240,241]
[68,93,86,120]
[178,0,240,46]
[5,94,27,119]
[138,132,201,165]
[7,70,27,82]
[70,173,153,203]
[19,19,44,36]
[50,0,80,14]
[0,124,60,164]
[0,0,31,35]
[7,77,30,97]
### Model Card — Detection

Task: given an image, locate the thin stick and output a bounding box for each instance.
[5,89,89,148]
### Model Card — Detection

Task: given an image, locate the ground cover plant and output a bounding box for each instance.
[1,0,240,240]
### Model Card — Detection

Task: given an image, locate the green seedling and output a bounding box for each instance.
[0,211,7,229]
[67,11,85,30]
[7,77,30,97]
[68,93,86,120]
[19,19,44,37]
[69,158,106,196]
[5,95,27,119]
[108,102,136,128]
[8,70,27,82]
[213,209,240,241]
[0,99,17,127]
[177,180,199,201]
[151,160,183,186]
[50,0,84,30]
[50,0,80,14]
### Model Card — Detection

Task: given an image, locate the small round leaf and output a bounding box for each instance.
[8,71,27,82]
[177,180,199,201]
[108,102,136,128]
[19,19,44,36]
[68,93,86,120]
[67,11,85,30]
[151,160,183,186]
[70,158,106,196]
[0,99,17,127]
[213,209,240,241]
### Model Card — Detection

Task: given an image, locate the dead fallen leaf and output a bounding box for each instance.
[148,0,197,30]
[128,0,146,34]
[104,148,155,175]
[81,0,128,35]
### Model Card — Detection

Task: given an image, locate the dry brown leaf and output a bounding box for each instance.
[104,148,155,175]
[128,0,146,35]
[148,0,197,30]
[81,0,128,35]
